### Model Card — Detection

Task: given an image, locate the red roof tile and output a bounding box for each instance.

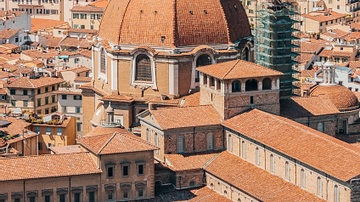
[302,11,346,23]
[188,186,231,202]
[8,77,64,89]
[31,18,69,32]
[205,152,325,202]
[197,60,283,80]
[80,127,157,155]
[223,109,360,181]
[150,105,222,130]
[0,153,100,181]
[98,0,251,47]
[0,29,19,39]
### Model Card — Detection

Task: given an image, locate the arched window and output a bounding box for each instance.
[300,169,306,188]
[317,122,324,132]
[206,133,214,150]
[285,161,290,180]
[100,48,106,73]
[255,147,260,166]
[196,54,212,82]
[262,78,272,90]
[270,154,275,173]
[232,80,241,92]
[245,79,258,91]
[317,177,323,197]
[243,47,250,61]
[135,54,152,82]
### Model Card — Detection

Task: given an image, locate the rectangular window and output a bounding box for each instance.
[52,85,55,91]
[38,142,43,150]
[206,133,214,150]
[37,89,41,94]
[29,196,35,202]
[46,127,51,135]
[52,95,56,103]
[44,195,50,202]
[270,154,275,173]
[77,122,82,132]
[14,198,20,202]
[73,13,79,19]
[45,87,48,92]
[122,165,129,176]
[23,100,28,107]
[45,97,49,104]
[80,25,85,29]
[37,98,41,106]
[241,140,246,159]
[138,164,144,175]
[57,128,62,135]
[138,189,144,197]
[176,135,184,153]
[62,95,67,100]
[73,95,82,100]
[11,100,15,106]
[74,58,79,63]
[59,194,66,202]
[80,14,87,19]
[45,108,49,114]
[96,14,102,19]
[88,192,95,202]
[107,166,114,178]
[155,133,159,154]
[76,107,81,113]
[23,89,28,95]
[90,14,95,19]
[74,193,80,202]
[123,190,128,199]
[10,89,15,95]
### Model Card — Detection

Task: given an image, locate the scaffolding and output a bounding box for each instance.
[255,0,300,98]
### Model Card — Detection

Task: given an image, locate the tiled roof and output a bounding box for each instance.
[71,66,91,73]
[319,49,354,58]
[31,18,69,32]
[0,116,31,136]
[52,90,82,95]
[71,5,105,12]
[0,29,18,39]
[223,109,360,181]
[45,36,62,48]
[89,0,108,8]
[351,23,360,30]
[74,76,91,82]
[309,84,359,110]
[300,69,317,78]
[68,28,97,35]
[322,29,348,39]
[300,40,326,53]
[49,145,85,154]
[150,105,222,130]
[205,151,325,202]
[100,94,134,102]
[60,37,92,49]
[196,60,282,80]
[80,127,157,155]
[280,96,339,118]
[164,152,218,171]
[344,32,360,41]
[21,49,58,59]
[0,10,23,17]
[79,50,92,58]
[348,61,360,72]
[295,53,314,64]
[188,186,231,202]
[8,77,64,89]
[0,153,101,181]
[302,11,346,22]
[98,0,251,47]
[178,92,200,107]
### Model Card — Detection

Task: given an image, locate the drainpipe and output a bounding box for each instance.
[69,176,72,202]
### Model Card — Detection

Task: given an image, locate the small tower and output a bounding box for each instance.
[197,59,283,120]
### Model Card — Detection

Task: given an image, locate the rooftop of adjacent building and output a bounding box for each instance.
[31,18,69,33]
[302,10,347,22]
[7,76,64,89]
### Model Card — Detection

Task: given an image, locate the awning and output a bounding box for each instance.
[58,55,69,59]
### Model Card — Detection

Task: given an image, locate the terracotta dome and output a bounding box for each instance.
[310,85,359,111]
[98,0,251,47]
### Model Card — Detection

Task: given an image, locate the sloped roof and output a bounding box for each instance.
[31,18,69,32]
[196,60,282,80]
[223,109,360,182]
[80,128,157,155]
[280,96,340,118]
[0,29,19,39]
[205,152,325,202]
[0,153,100,181]
[150,105,222,130]
[8,77,64,89]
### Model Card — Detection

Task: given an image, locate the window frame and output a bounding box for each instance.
[130,51,157,89]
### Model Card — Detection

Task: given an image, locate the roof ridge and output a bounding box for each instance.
[97,132,118,154]
[222,60,240,79]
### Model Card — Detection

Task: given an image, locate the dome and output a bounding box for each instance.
[310,85,359,111]
[98,0,251,47]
